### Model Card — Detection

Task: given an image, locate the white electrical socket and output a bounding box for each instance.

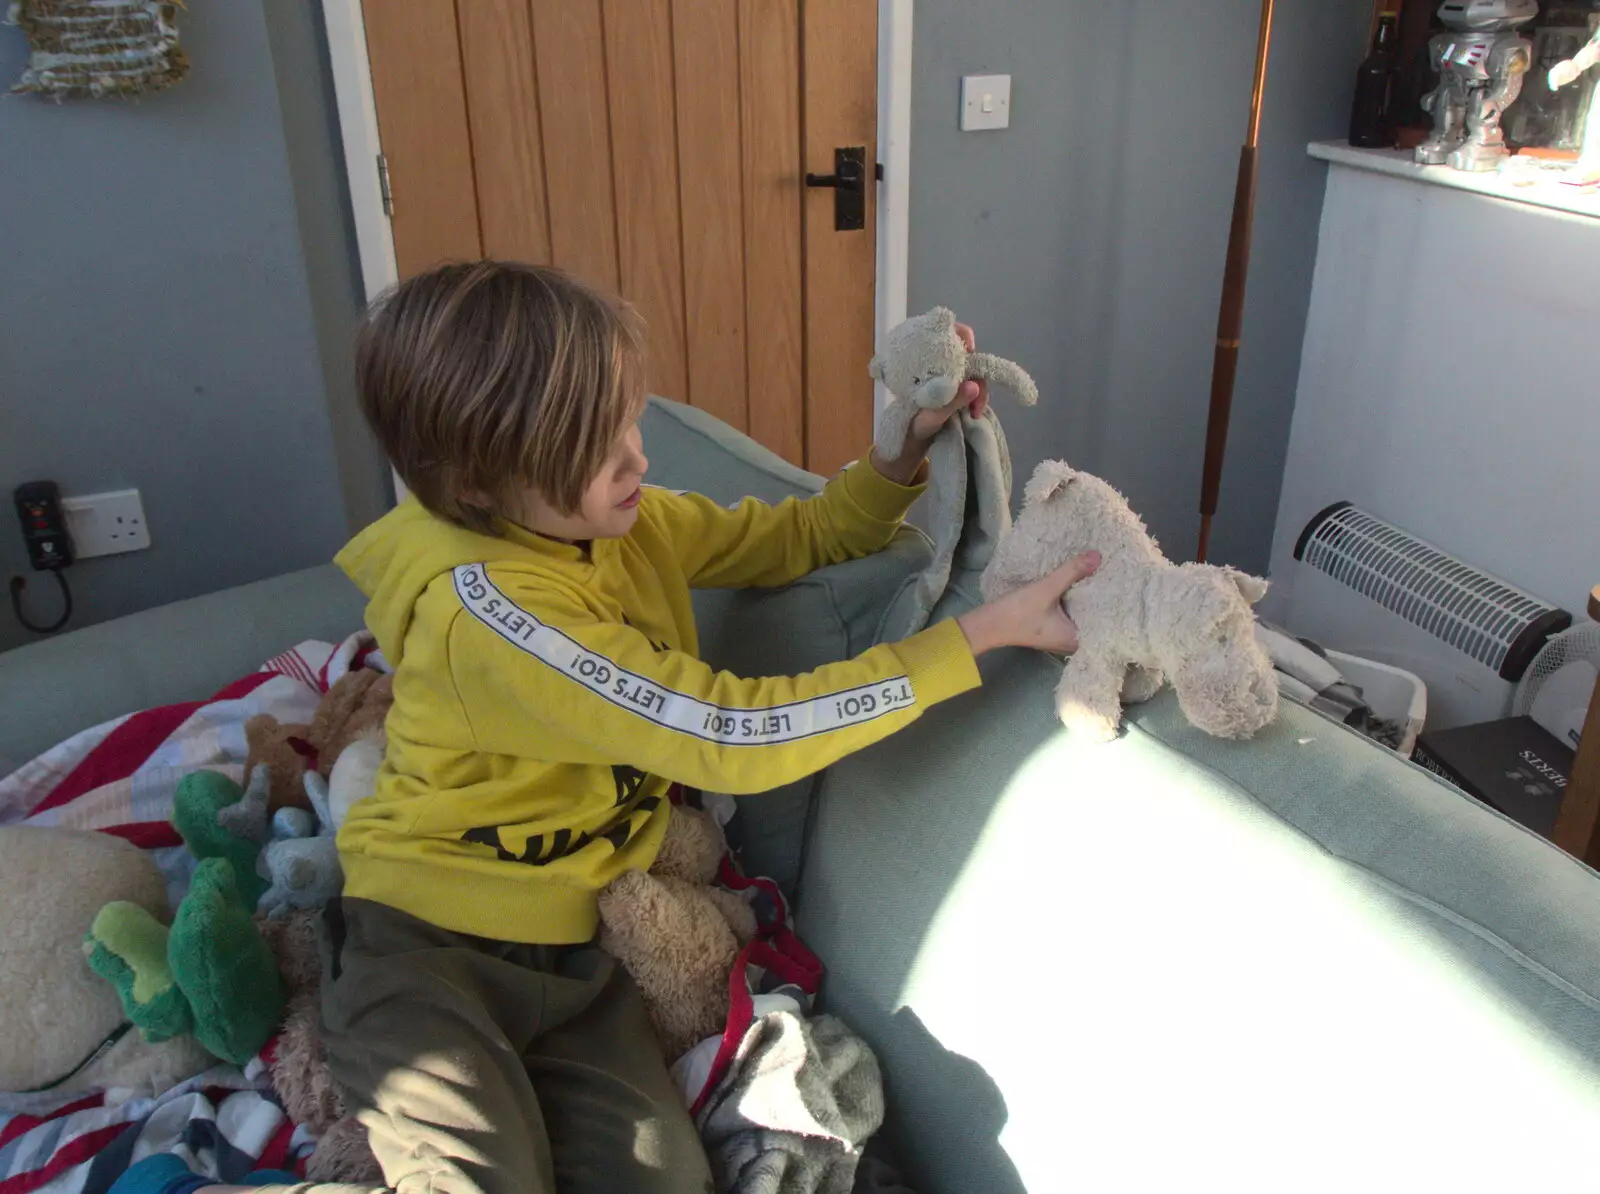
[61,488,151,559]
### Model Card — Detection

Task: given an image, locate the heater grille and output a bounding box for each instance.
[1293,503,1570,681]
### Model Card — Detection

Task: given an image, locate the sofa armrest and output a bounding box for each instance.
[0,565,364,777]
[799,650,1600,1193]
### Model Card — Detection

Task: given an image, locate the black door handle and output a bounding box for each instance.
[805,146,868,231]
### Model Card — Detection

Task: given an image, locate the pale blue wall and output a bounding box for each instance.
[1,0,1367,655]
[0,0,384,653]
[906,0,1369,572]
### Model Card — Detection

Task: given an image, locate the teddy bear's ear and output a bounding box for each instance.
[928,306,957,330]
[868,353,887,381]
[1023,460,1076,506]
[1224,568,1270,605]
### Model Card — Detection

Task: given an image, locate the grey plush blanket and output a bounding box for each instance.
[879,409,1014,644]
[697,1012,885,1194]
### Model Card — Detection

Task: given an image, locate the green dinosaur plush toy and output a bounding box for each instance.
[171,770,271,906]
[85,771,285,1066]
[88,858,284,1066]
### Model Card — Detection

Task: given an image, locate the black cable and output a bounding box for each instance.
[10,567,73,635]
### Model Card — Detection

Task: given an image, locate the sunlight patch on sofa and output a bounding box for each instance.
[893,730,1600,1189]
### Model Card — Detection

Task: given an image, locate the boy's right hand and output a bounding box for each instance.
[957,552,1101,657]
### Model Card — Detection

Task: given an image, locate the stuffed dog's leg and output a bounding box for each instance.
[1055,649,1128,743]
[1121,665,1165,705]
[968,352,1039,406]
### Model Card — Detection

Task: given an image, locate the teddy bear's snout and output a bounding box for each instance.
[911,374,960,408]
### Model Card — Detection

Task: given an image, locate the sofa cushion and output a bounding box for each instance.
[798,647,1600,1192]
[640,396,826,507]
[641,397,930,894]
[692,533,928,896]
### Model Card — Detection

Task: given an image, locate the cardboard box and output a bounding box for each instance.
[1413,717,1574,837]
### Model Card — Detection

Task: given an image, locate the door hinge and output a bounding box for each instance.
[376,153,393,217]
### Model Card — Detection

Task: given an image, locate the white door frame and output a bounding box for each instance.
[322,0,397,308]
[321,0,911,424]
[874,0,913,420]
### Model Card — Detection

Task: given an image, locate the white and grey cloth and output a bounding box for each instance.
[879,410,1015,644]
[696,1011,885,1194]
[1255,622,1405,749]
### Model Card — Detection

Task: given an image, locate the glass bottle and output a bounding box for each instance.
[1350,13,1401,148]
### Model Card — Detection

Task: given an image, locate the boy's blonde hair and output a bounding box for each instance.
[356,260,646,534]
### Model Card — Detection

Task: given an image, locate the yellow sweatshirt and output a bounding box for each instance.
[333,459,982,944]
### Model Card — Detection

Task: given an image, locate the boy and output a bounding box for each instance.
[119,262,1095,1194]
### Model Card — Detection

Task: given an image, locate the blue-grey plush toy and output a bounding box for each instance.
[870,308,1038,641]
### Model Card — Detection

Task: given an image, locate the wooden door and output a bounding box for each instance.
[360,0,877,476]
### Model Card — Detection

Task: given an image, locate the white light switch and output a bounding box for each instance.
[960,74,1011,131]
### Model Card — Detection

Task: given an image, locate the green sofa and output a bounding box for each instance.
[5,399,1600,1192]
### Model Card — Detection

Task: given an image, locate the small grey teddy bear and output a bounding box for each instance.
[871,307,1039,641]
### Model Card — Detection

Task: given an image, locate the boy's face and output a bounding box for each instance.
[519,419,648,542]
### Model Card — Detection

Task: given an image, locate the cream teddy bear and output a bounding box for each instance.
[871,307,1038,641]
[598,805,757,1060]
[0,827,213,1113]
[982,460,1278,742]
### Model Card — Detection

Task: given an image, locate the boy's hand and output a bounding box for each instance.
[871,321,990,486]
[957,553,1101,657]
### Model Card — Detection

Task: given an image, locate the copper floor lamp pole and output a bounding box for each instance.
[1196,0,1278,563]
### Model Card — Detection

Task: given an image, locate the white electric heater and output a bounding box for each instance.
[1286,503,1571,730]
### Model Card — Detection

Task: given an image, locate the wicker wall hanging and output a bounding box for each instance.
[7,0,188,99]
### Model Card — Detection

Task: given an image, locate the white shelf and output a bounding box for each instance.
[1308,140,1600,223]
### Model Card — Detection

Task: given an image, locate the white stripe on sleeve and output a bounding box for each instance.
[452,564,915,746]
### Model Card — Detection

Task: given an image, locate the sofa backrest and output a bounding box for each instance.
[0,565,368,778]
[640,398,931,893]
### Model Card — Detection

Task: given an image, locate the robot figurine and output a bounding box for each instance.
[1417,0,1539,171]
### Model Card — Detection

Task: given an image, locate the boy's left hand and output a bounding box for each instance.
[871,321,989,486]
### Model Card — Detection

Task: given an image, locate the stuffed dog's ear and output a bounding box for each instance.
[868,354,887,382]
[927,306,957,332]
[1023,460,1076,506]
[1224,568,1269,605]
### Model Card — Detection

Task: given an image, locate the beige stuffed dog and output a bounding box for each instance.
[982,460,1278,742]
[598,806,757,1061]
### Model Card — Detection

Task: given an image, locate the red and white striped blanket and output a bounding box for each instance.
[0,629,831,1191]
[0,634,379,1194]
